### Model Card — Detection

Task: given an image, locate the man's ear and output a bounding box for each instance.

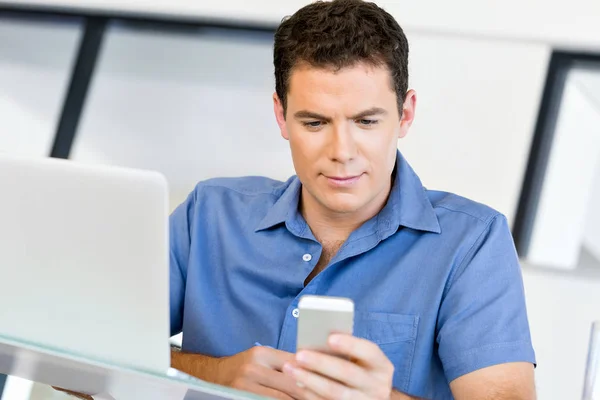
[398,89,417,139]
[273,92,289,140]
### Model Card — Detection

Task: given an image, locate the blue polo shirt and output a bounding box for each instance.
[169,151,535,398]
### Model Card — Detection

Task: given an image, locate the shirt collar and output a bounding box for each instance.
[255,151,440,235]
[379,151,441,237]
[255,177,303,233]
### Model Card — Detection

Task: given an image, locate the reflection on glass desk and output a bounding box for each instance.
[0,333,264,400]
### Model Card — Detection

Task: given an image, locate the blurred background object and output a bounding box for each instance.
[583,321,600,400]
[1,1,600,399]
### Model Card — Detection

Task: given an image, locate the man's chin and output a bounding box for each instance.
[310,189,365,214]
[327,206,359,214]
[322,198,363,214]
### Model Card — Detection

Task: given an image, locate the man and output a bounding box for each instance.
[170,1,536,399]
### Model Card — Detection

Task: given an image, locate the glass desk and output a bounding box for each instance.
[0,334,264,400]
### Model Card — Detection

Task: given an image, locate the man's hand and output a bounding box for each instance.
[219,346,305,399]
[282,334,397,400]
[52,387,93,399]
[172,346,303,400]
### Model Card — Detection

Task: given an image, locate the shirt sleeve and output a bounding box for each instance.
[169,190,197,337]
[437,213,536,382]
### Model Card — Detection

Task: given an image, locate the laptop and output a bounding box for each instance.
[0,154,171,374]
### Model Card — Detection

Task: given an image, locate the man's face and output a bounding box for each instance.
[273,63,416,216]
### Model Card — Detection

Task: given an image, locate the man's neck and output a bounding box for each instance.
[302,210,361,244]
[300,183,391,244]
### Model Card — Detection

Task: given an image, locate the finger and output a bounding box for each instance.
[296,387,327,400]
[253,346,296,370]
[248,363,305,399]
[284,364,368,400]
[294,350,371,390]
[328,334,392,371]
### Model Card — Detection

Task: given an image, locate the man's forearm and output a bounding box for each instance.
[171,348,224,384]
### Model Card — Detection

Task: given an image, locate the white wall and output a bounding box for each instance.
[71,26,293,208]
[4,0,600,50]
[0,17,82,157]
[586,160,600,262]
[404,33,548,224]
[523,266,600,400]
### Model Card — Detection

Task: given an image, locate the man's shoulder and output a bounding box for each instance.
[191,176,294,203]
[172,176,297,235]
[426,189,503,227]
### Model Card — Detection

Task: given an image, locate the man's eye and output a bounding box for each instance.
[358,119,378,126]
[303,121,323,128]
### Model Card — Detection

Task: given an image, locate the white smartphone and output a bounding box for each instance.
[296,295,354,352]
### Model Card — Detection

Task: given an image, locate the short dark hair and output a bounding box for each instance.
[273,0,409,116]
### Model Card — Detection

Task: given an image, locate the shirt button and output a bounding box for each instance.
[292,308,300,318]
[302,254,312,262]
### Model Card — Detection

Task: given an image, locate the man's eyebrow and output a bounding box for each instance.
[350,107,388,120]
[293,110,332,122]
[293,107,388,121]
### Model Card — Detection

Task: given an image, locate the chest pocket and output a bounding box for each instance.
[354,311,419,392]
